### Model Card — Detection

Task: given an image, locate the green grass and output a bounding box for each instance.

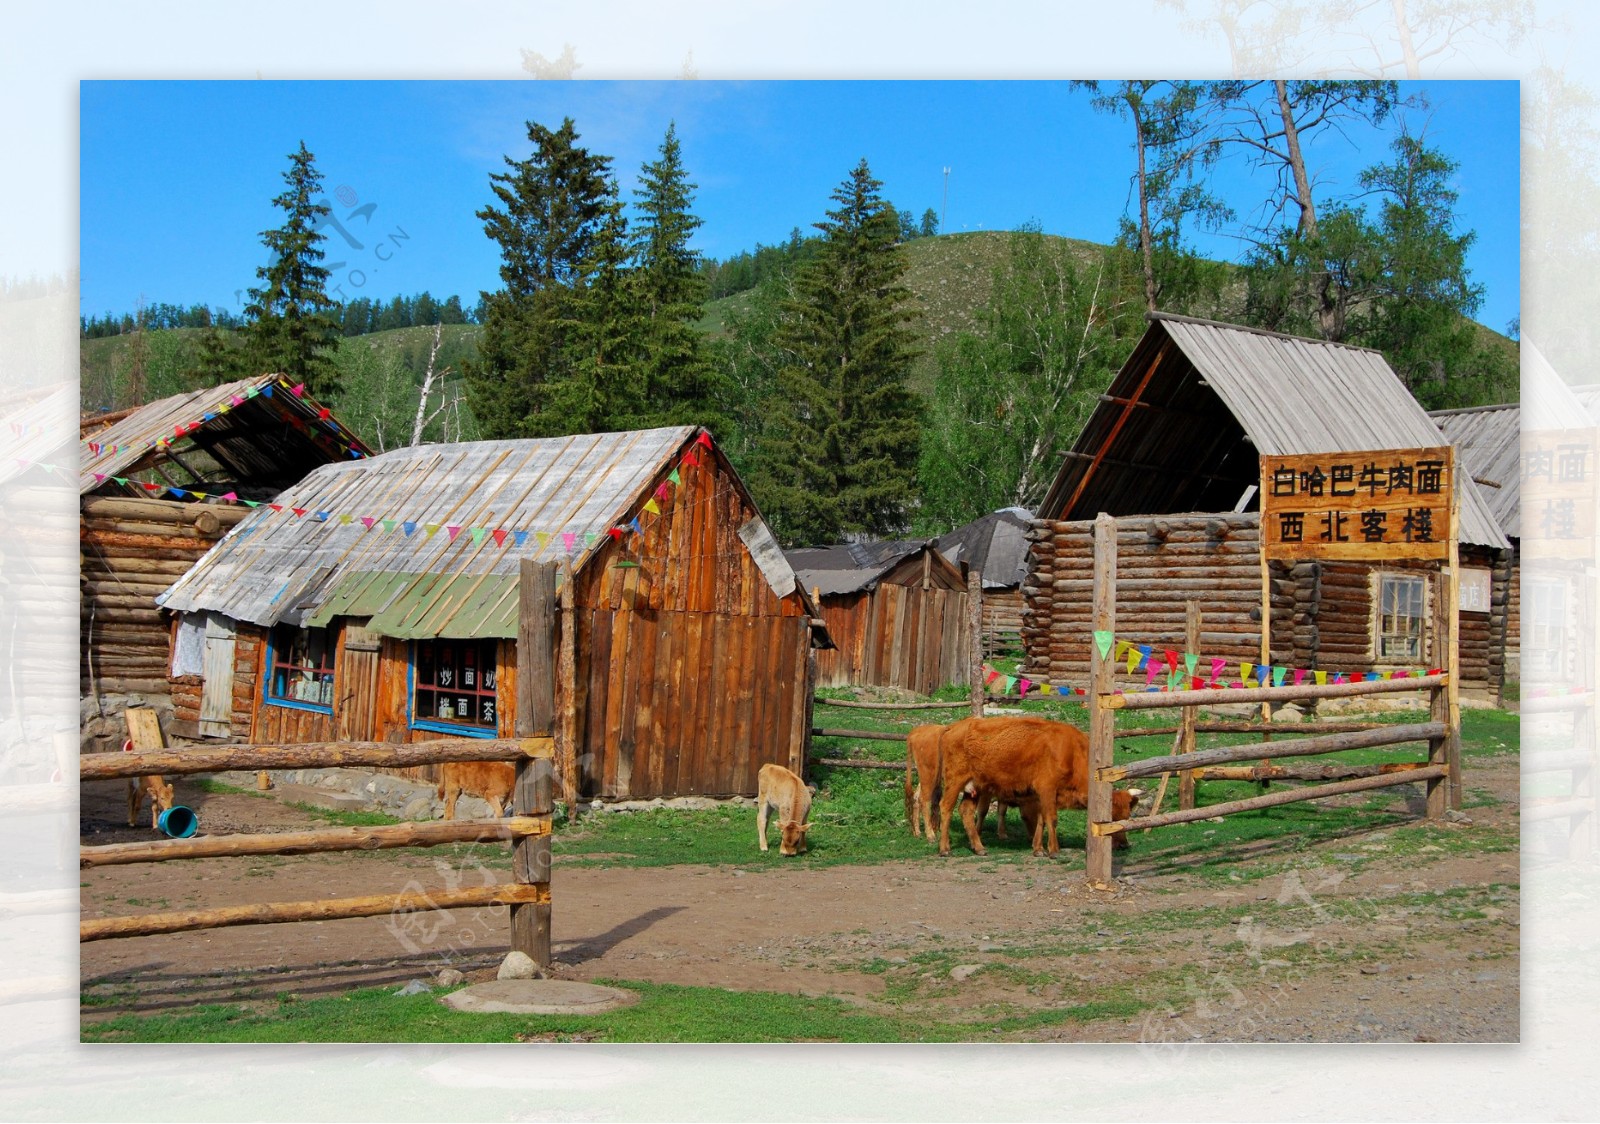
[81,978,980,1043]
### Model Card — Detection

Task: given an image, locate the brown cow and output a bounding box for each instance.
[904,724,945,841]
[756,763,812,856]
[438,761,516,820]
[936,716,1137,857]
[127,774,174,830]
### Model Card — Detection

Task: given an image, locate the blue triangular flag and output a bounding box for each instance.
[402,521,416,536]
[513,530,529,547]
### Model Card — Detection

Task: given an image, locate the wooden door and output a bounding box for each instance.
[198,613,237,738]
[338,623,382,742]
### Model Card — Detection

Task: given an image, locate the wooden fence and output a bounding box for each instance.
[1083,513,1460,889]
[79,559,563,965]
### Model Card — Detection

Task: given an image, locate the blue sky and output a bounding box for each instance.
[80,79,1520,335]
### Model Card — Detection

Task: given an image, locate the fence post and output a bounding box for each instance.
[1179,600,1200,811]
[1427,558,1449,821]
[557,560,580,817]
[968,568,984,718]
[1086,513,1117,889]
[512,558,557,966]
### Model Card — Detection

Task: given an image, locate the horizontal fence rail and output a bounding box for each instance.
[1116,720,1386,738]
[81,883,551,943]
[1192,761,1435,782]
[1094,765,1449,835]
[80,816,550,869]
[812,698,971,712]
[1100,722,1445,782]
[81,736,554,780]
[811,728,909,742]
[1101,674,1446,711]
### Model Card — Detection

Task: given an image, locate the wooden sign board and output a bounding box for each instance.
[1260,447,1454,562]
[1522,427,1596,561]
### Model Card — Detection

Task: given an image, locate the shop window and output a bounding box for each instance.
[265,625,336,712]
[1376,574,1427,662]
[411,639,499,735]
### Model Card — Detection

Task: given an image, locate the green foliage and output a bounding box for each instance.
[241,142,343,397]
[624,122,723,431]
[465,117,616,439]
[750,159,923,544]
[917,228,1142,530]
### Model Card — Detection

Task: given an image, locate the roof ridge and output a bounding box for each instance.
[1147,310,1387,356]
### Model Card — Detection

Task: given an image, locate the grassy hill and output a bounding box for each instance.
[81,231,1518,416]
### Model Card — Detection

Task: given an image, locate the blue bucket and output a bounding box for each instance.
[157,805,198,839]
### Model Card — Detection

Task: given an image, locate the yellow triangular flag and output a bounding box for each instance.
[1126,647,1140,674]
[644,498,660,515]
[1314,670,1327,686]
[1241,662,1254,683]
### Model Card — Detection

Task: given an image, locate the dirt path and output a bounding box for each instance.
[79,760,1520,1041]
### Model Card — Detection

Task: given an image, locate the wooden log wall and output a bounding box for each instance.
[981,588,1025,657]
[1022,513,1271,690]
[1502,550,1520,684]
[80,496,247,697]
[1024,511,1507,699]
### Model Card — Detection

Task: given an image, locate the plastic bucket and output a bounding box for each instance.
[157,805,198,839]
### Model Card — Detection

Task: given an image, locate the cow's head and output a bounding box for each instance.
[779,819,810,857]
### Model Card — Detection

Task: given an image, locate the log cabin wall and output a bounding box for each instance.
[981,588,1026,658]
[1023,511,1505,698]
[1503,550,1521,683]
[571,447,812,799]
[80,496,248,698]
[1022,513,1268,690]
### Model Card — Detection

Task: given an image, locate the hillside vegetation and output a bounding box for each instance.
[80,230,1517,420]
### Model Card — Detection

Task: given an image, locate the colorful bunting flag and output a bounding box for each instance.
[446,525,461,541]
[563,532,576,553]
[1018,678,1032,695]
[402,521,416,536]
[655,483,669,501]
[339,514,353,525]
[360,516,376,530]
[1185,652,1198,676]
[695,431,713,448]
[1271,666,1286,687]
[668,469,681,487]
[424,524,439,538]
[1126,647,1140,675]
[513,530,528,547]
[470,527,487,545]
[492,528,508,547]
[381,519,396,533]
[1241,662,1254,683]
[291,384,305,397]
[1093,630,1113,659]
[644,499,660,516]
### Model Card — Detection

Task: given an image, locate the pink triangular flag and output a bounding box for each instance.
[446,525,461,542]
[291,383,305,397]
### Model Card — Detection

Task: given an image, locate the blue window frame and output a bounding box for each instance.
[264,625,336,714]
[410,638,499,737]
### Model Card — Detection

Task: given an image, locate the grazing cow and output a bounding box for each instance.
[756,763,812,856]
[936,716,1139,857]
[437,761,516,820]
[127,774,174,830]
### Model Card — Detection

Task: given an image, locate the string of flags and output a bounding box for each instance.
[78,379,365,465]
[197,431,718,558]
[983,633,1441,699]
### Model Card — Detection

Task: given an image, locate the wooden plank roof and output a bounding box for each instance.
[79,374,370,498]
[1431,403,1520,540]
[159,426,805,639]
[786,539,964,597]
[1038,313,1509,551]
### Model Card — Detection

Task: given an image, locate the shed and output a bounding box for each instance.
[1028,312,1512,699]
[158,426,826,799]
[1431,402,1520,683]
[786,539,971,694]
[78,374,370,717]
[935,507,1032,657]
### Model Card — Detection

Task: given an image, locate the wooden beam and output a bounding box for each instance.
[1095,765,1449,835]
[80,817,550,868]
[80,737,552,780]
[1101,722,1443,781]
[513,558,557,968]
[1086,513,1117,888]
[812,728,909,743]
[1101,674,1446,711]
[1061,338,1170,518]
[81,883,550,942]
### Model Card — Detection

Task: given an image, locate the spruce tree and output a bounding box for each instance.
[241,142,342,397]
[466,117,614,438]
[627,122,720,431]
[753,159,922,544]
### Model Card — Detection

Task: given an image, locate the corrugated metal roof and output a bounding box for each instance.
[1431,403,1519,540]
[160,427,714,636]
[1040,314,1509,551]
[935,508,1032,589]
[79,374,371,497]
[785,539,930,597]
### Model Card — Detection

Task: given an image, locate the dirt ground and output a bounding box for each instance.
[78,757,1521,1042]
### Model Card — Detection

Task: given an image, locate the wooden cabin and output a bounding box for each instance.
[1431,402,1520,686]
[1027,313,1512,700]
[786,540,971,695]
[78,375,370,722]
[158,427,828,800]
[935,508,1031,658]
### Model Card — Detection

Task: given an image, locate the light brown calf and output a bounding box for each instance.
[757,763,812,856]
[127,775,174,830]
[437,761,516,820]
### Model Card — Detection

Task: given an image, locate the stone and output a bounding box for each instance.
[1444,809,1473,825]
[949,964,983,982]
[402,797,437,821]
[497,951,544,981]
[435,968,465,987]
[394,979,432,996]
[441,980,638,1016]
[1270,704,1304,724]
